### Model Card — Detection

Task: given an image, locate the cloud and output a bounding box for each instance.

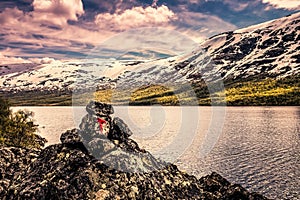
[262,0,300,10]
[89,27,199,59]
[0,52,31,65]
[32,0,84,26]
[29,57,62,64]
[152,0,159,7]
[0,3,237,62]
[223,0,250,11]
[173,12,237,42]
[0,48,63,65]
[95,5,177,31]
[0,4,107,60]
[0,7,24,25]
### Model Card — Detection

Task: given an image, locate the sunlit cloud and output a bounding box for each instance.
[95,5,177,31]
[262,0,300,10]
[32,0,84,26]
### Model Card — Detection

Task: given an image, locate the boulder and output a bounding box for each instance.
[86,100,114,117]
[108,117,133,141]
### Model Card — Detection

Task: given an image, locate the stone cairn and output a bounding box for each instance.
[79,101,144,153]
[0,101,268,199]
[62,100,165,173]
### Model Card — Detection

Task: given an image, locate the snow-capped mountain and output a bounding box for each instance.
[0,12,299,93]
[202,12,300,81]
[0,60,145,93]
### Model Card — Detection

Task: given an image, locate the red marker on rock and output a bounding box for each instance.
[97,118,106,133]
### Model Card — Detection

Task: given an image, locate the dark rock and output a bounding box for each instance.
[86,100,114,117]
[79,114,103,140]
[0,147,39,197]
[259,37,279,49]
[87,137,116,157]
[60,128,81,144]
[108,117,133,141]
[2,143,267,199]
[264,48,285,58]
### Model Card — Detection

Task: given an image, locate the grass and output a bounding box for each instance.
[0,91,72,106]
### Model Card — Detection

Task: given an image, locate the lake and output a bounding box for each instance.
[12,106,300,199]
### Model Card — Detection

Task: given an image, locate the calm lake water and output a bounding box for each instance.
[13,106,300,199]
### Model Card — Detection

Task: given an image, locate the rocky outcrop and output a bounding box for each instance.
[0,101,268,199]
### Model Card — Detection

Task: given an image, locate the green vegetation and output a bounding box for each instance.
[73,84,199,106]
[73,86,180,106]
[0,98,47,149]
[93,76,300,106]
[223,76,300,106]
[1,76,299,106]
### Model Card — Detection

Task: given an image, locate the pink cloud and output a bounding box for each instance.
[0,52,31,65]
[95,5,177,31]
[32,0,84,26]
[0,7,24,25]
[0,48,63,65]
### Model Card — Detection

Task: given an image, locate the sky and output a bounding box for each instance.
[0,0,299,64]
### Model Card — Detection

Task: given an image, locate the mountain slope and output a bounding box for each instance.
[0,12,299,105]
[202,12,300,81]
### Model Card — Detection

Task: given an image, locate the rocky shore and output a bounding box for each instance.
[0,101,267,199]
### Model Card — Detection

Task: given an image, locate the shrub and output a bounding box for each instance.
[0,98,47,149]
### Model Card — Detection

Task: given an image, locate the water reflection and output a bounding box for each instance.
[179,107,300,200]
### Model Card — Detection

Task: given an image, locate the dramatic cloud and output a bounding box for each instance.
[95,5,177,31]
[262,0,300,10]
[32,0,84,26]
[0,0,297,63]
